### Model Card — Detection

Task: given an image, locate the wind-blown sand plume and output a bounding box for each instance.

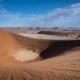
[0,29,80,80]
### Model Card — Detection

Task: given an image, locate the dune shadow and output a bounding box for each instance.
[40,40,80,60]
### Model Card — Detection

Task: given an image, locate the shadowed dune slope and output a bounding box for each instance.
[40,40,80,59]
[0,29,80,80]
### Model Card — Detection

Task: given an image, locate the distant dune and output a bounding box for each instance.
[0,29,80,80]
[38,31,80,39]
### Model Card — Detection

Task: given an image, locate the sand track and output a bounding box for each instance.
[0,29,80,80]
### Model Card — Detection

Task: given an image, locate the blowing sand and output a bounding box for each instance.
[0,29,80,80]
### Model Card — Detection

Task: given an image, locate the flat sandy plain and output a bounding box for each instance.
[18,33,73,40]
[0,30,80,80]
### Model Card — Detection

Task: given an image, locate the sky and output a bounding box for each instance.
[0,0,80,27]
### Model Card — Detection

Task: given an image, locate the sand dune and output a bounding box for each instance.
[0,29,80,80]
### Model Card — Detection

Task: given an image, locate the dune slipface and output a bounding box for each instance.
[0,29,80,80]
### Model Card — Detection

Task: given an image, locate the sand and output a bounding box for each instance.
[13,49,39,61]
[0,29,80,80]
[18,33,73,40]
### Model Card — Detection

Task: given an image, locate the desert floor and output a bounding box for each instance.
[18,33,73,40]
[0,30,80,80]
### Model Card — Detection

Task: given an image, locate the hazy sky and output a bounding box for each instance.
[0,0,80,27]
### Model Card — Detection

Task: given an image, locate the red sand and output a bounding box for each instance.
[0,29,80,80]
